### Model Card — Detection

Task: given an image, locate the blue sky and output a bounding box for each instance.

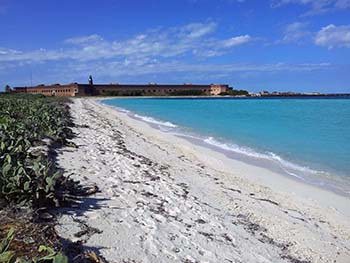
[0,0,350,93]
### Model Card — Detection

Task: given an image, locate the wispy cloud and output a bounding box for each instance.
[64,34,103,45]
[271,0,350,15]
[0,21,333,86]
[277,22,311,44]
[276,22,350,49]
[0,22,252,64]
[180,22,217,39]
[221,35,252,47]
[51,59,331,82]
[315,24,350,49]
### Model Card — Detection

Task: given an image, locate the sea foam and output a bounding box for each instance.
[102,97,350,196]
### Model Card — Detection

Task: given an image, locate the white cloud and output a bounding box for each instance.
[271,0,350,15]
[221,35,252,47]
[278,22,311,44]
[0,48,21,55]
[335,0,350,8]
[315,24,350,48]
[276,22,350,49]
[64,34,103,45]
[0,22,252,64]
[51,59,331,81]
[0,20,332,84]
[181,22,217,39]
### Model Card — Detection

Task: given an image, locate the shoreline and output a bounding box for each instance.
[98,98,350,217]
[91,95,350,100]
[100,97,350,199]
[56,98,350,262]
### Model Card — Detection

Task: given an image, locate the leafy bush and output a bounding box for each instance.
[219,89,249,96]
[0,94,72,207]
[0,228,67,263]
[0,227,15,262]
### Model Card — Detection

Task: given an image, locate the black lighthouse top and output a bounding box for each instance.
[88,75,93,85]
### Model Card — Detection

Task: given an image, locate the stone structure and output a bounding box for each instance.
[12,79,229,97]
[13,84,81,97]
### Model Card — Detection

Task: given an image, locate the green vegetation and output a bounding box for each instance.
[0,93,72,207]
[0,228,67,263]
[169,90,204,96]
[0,94,106,262]
[219,88,249,96]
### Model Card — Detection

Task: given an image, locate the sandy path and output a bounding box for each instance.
[56,98,350,263]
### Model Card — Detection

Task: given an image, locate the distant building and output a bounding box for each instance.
[12,77,229,97]
[13,84,80,97]
[260,91,270,96]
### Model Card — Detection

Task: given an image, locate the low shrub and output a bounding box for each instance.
[0,228,68,263]
[219,89,249,96]
[0,94,73,207]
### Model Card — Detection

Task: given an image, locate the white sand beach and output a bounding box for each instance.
[56,98,350,263]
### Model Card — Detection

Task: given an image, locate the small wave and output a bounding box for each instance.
[101,100,350,196]
[117,108,131,113]
[133,114,178,128]
[204,137,269,159]
[106,104,178,128]
[109,104,328,179]
[104,105,131,114]
[266,152,323,175]
[201,136,326,177]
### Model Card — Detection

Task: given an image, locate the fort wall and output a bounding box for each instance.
[13,84,79,97]
[12,83,229,97]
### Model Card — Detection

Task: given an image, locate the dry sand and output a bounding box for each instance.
[56,98,350,263]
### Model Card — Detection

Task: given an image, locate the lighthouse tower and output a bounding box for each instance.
[87,75,94,95]
[88,75,93,85]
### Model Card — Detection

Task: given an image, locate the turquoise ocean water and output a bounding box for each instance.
[102,97,350,195]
